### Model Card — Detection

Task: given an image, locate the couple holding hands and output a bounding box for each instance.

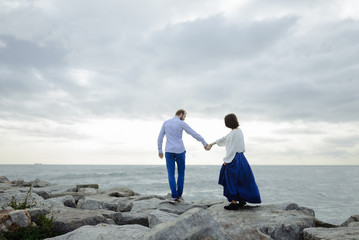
[157,109,261,210]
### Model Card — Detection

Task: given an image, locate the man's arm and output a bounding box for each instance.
[157,124,165,158]
[182,122,208,147]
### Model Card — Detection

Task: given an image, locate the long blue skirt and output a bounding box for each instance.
[218,152,261,203]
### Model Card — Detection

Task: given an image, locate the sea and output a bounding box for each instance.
[1,164,358,225]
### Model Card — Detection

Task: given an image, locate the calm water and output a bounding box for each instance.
[1,164,358,225]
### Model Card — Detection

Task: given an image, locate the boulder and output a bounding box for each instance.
[218,219,272,240]
[97,209,122,222]
[143,207,232,240]
[303,227,359,240]
[341,215,359,227]
[43,185,78,196]
[50,207,108,234]
[10,178,31,187]
[32,178,52,188]
[0,209,31,232]
[42,195,76,209]
[33,190,51,199]
[132,194,166,201]
[44,223,150,240]
[117,212,149,227]
[158,201,206,215]
[314,218,337,228]
[77,194,125,211]
[0,176,10,184]
[192,198,225,208]
[26,208,50,222]
[349,222,359,227]
[207,203,315,240]
[130,197,163,213]
[99,187,135,197]
[0,190,43,209]
[60,195,76,208]
[116,199,133,212]
[76,184,99,190]
[78,188,97,195]
[9,210,31,228]
[51,192,85,203]
[147,209,179,228]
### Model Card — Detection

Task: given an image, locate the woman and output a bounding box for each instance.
[207,113,261,210]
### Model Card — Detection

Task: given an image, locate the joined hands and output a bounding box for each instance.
[205,143,214,151]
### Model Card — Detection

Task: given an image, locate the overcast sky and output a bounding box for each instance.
[1,0,358,165]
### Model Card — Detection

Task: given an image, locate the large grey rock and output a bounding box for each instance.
[51,207,108,234]
[60,195,76,208]
[99,187,135,197]
[0,190,43,209]
[130,197,163,213]
[33,190,51,199]
[0,176,10,184]
[76,184,99,190]
[116,199,133,212]
[218,219,272,240]
[192,198,225,208]
[158,201,206,215]
[10,178,32,187]
[349,222,359,227]
[32,178,52,188]
[314,218,338,228]
[117,212,149,227]
[207,203,315,240]
[341,215,359,227]
[9,210,31,228]
[32,185,79,200]
[132,194,166,201]
[42,198,66,208]
[42,195,76,209]
[26,208,50,222]
[45,223,150,240]
[0,209,31,232]
[51,192,85,203]
[147,209,179,228]
[303,227,359,240]
[77,194,133,212]
[143,207,232,240]
[41,185,78,196]
[78,188,97,195]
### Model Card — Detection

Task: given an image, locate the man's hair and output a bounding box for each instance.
[224,113,239,129]
[175,109,186,116]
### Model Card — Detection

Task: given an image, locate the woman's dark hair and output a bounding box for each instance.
[175,109,186,116]
[224,113,239,129]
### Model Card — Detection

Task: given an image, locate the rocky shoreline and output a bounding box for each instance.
[1,176,358,240]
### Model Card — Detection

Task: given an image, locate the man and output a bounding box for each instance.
[157,109,209,203]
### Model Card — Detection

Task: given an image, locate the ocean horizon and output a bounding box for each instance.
[1,164,358,225]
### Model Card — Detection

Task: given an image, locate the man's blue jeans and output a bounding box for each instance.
[165,151,186,199]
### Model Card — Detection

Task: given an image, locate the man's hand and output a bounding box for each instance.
[205,144,212,151]
[159,153,163,159]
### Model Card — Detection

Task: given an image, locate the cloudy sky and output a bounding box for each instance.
[1,0,358,165]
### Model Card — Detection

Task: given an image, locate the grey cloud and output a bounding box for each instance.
[0,1,359,125]
[0,35,65,67]
[144,15,298,73]
[273,127,326,135]
[0,121,89,142]
[323,135,359,148]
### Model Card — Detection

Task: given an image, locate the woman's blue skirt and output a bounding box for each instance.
[218,152,261,203]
